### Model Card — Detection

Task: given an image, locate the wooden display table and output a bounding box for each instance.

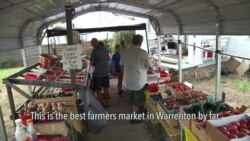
[145,100,180,141]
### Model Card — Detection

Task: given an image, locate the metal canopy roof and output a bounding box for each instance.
[0,0,250,52]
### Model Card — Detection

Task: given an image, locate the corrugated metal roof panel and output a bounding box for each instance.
[222,19,250,35]
[0,38,20,52]
[220,3,250,21]
[23,37,38,47]
[25,5,46,15]
[163,0,202,10]
[183,23,216,35]
[161,26,179,35]
[212,0,249,8]
[0,0,250,52]
[146,0,163,5]
[36,0,56,11]
[174,3,209,16]
[147,0,178,7]
[0,26,19,38]
[0,49,22,64]
[180,11,216,25]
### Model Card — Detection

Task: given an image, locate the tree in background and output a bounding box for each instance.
[104,30,135,53]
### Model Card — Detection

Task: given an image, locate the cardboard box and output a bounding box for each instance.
[235,60,249,76]
[191,120,207,141]
[224,57,242,72]
[206,114,250,141]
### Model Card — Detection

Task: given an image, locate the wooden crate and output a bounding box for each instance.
[156,103,180,129]
[34,92,77,105]
[179,106,191,130]
[191,120,207,141]
[145,100,158,125]
[34,121,68,136]
[160,120,180,141]
[165,118,180,129]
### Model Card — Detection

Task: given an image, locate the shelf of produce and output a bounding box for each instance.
[3,62,90,128]
[145,89,166,100]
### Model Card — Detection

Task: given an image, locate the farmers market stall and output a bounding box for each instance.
[1,1,250,141]
[3,57,89,140]
[145,69,249,141]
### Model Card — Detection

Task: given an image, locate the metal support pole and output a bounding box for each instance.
[183,35,187,48]
[145,29,150,54]
[38,45,42,54]
[65,5,76,88]
[178,36,182,83]
[215,29,221,101]
[6,85,16,126]
[21,48,27,68]
[157,36,161,69]
[47,36,50,54]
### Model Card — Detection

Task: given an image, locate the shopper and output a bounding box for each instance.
[99,40,111,99]
[112,44,124,97]
[120,34,153,124]
[99,41,112,74]
[120,40,127,49]
[90,38,110,108]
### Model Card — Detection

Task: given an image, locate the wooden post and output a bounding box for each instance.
[6,85,16,126]
[222,92,226,102]
[65,5,76,88]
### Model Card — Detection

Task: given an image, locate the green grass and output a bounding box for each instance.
[220,76,230,83]
[0,67,22,89]
[0,67,22,80]
[234,79,250,92]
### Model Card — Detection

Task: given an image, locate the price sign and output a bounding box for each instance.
[62,44,82,70]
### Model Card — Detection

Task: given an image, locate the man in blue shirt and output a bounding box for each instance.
[112,45,124,97]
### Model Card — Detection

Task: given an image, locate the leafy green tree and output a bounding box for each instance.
[112,30,135,48]
[102,30,135,53]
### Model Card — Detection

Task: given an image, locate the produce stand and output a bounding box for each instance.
[2,61,89,141]
[145,72,249,141]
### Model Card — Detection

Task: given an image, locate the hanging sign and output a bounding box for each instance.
[62,44,82,70]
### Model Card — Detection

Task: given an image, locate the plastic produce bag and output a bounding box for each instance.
[79,87,108,134]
